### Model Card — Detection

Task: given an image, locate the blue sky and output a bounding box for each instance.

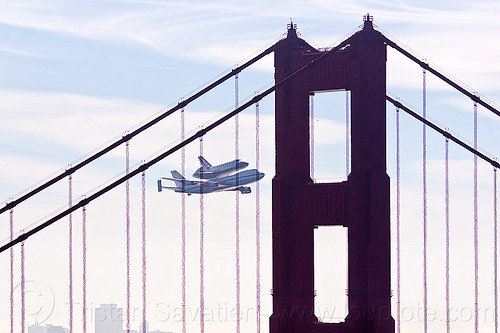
[1,1,500,333]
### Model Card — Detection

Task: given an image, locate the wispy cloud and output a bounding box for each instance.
[0,89,163,152]
[2,0,500,84]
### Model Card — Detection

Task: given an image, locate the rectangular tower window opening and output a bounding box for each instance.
[314,225,348,323]
[310,90,350,183]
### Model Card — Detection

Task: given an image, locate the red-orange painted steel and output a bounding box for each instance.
[271,19,394,333]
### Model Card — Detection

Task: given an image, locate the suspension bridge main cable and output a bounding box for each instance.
[384,36,500,118]
[0,36,354,253]
[388,95,500,333]
[0,44,277,216]
[386,96,500,170]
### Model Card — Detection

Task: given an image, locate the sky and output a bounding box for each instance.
[1,1,500,333]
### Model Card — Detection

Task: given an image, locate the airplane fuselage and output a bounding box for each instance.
[178,169,264,194]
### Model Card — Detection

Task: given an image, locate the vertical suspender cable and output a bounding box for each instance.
[21,240,25,333]
[494,167,498,333]
[10,208,14,333]
[82,205,87,333]
[69,175,74,333]
[445,138,450,333]
[422,68,428,333]
[125,141,131,333]
[255,101,261,333]
[234,73,241,333]
[199,137,205,333]
[473,101,479,333]
[181,108,187,333]
[310,94,315,180]
[142,170,147,333]
[396,106,401,333]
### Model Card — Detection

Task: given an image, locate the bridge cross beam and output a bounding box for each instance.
[270,18,394,333]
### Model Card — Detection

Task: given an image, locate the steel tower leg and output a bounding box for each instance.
[271,17,394,333]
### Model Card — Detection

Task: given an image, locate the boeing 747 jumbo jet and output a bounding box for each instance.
[192,156,249,179]
[157,169,264,195]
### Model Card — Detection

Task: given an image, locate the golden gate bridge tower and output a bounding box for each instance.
[271,15,394,333]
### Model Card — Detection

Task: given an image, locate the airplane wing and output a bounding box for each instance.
[160,177,207,185]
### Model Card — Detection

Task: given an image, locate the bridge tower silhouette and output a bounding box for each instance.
[271,16,393,333]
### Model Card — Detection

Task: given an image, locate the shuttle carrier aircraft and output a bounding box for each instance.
[157,157,264,195]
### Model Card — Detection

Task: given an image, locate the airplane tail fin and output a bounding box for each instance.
[171,170,187,188]
[198,156,212,168]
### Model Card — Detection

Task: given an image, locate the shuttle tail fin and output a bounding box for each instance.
[198,156,212,168]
